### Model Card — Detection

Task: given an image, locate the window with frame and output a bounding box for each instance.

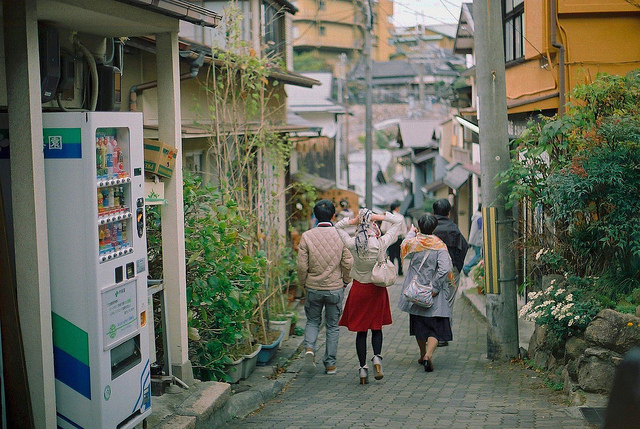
[503,0,524,63]
[263,1,286,59]
[318,0,325,11]
[319,25,326,36]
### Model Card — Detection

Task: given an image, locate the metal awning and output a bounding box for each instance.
[422,180,447,193]
[455,116,479,134]
[292,172,336,192]
[413,150,438,164]
[117,0,221,27]
[443,164,471,189]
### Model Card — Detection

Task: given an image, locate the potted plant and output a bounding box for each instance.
[223,346,245,384]
[256,329,285,366]
[241,342,262,379]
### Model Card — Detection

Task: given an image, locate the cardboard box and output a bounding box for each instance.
[144,139,177,178]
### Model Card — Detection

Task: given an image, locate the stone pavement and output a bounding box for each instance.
[219,277,601,429]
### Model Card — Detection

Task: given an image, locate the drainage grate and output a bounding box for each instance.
[580,407,607,426]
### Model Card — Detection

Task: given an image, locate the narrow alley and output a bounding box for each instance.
[222,279,596,429]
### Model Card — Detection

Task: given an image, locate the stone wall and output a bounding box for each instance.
[528,307,640,402]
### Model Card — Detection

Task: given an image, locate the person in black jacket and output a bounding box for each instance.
[432,199,469,346]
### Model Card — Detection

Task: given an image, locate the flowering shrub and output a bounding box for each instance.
[534,247,567,275]
[519,279,601,344]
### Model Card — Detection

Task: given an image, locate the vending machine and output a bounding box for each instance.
[2,112,151,428]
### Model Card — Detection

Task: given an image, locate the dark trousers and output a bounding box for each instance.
[387,237,403,275]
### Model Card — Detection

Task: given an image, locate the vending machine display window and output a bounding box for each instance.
[96,127,134,263]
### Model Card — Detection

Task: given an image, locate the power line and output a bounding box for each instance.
[438,0,460,21]
[392,1,457,26]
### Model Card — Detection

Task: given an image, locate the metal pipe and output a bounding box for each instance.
[550,0,565,116]
[128,52,204,112]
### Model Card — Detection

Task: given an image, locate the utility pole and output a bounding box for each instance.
[474,0,519,360]
[363,0,373,208]
[336,55,344,189]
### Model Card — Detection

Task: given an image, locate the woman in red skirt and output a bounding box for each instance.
[335,208,403,384]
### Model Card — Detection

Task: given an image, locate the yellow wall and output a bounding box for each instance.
[374,0,394,61]
[561,14,640,93]
[505,0,640,114]
[293,0,361,51]
[293,0,394,62]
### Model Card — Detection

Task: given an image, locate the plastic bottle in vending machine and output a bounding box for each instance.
[100,137,108,179]
[108,187,115,212]
[113,186,120,209]
[106,137,114,178]
[99,225,105,253]
[120,186,126,211]
[102,189,109,210]
[122,223,128,247]
[110,224,117,250]
[116,222,123,248]
[112,139,119,176]
[96,137,102,179]
[98,190,104,214]
[104,226,111,254]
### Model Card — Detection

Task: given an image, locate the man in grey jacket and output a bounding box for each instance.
[297,199,353,374]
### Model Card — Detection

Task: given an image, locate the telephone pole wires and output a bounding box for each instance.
[474,0,520,360]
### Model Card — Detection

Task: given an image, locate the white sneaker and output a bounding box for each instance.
[304,348,316,374]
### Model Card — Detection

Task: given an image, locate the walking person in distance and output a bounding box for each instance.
[432,199,468,346]
[381,202,408,276]
[463,205,483,276]
[297,199,353,375]
[335,208,403,384]
[398,213,453,372]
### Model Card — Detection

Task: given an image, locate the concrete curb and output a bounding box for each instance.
[148,303,307,428]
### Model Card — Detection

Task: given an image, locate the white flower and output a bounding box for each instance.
[566,294,573,302]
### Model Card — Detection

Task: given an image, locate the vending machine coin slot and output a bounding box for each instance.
[115,266,123,283]
[126,262,134,279]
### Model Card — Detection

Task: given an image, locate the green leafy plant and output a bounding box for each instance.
[499,70,640,307]
[195,3,299,345]
[183,173,265,380]
[470,260,485,293]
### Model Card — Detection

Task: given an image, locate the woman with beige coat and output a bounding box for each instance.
[335,208,402,384]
